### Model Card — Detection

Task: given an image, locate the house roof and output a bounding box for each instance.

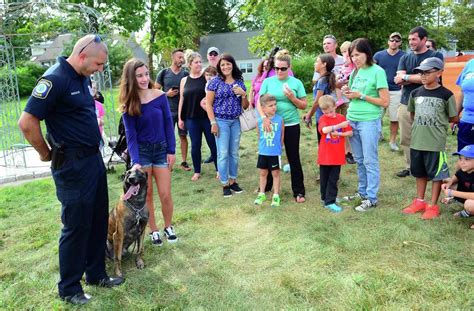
[198,31,262,60]
[34,34,73,62]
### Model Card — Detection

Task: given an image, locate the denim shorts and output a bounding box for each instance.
[137,141,168,168]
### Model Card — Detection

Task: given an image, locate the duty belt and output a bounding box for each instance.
[64,145,99,159]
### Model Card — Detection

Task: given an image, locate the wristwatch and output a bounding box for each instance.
[403,74,409,82]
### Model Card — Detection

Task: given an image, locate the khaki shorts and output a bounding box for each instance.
[397,104,413,148]
[383,90,401,122]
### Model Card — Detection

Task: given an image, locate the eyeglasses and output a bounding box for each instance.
[274,67,288,72]
[389,39,401,43]
[418,69,439,75]
[208,52,218,56]
[79,35,102,55]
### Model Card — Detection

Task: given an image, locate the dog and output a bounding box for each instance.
[106,169,148,277]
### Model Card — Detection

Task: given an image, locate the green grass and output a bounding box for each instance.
[0,97,473,310]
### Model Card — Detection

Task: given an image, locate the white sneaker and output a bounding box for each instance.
[355,199,377,212]
[389,142,400,151]
[164,226,178,243]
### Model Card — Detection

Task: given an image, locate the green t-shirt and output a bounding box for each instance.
[408,85,457,152]
[260,76,306,126]
[347,64,388,121]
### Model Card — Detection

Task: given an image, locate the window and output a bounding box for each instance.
[239,62,253,74]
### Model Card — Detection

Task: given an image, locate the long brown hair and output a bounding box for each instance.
[318,54,336,92]
[119,58,153,116]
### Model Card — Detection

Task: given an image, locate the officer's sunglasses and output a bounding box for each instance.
[79,35,102,54]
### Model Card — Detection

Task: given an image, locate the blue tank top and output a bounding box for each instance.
[258,114,283,156]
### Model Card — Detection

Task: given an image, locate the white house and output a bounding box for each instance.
[198,31,263,81]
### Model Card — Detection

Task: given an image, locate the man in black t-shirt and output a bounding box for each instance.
[394,26,444,178]
[156,49,191,171]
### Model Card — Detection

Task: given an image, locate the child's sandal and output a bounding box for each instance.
[295,194,305,203]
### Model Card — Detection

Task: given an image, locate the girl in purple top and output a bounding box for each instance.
[119,58,178,246]
[206,54,250,197]
[250,59,268,108]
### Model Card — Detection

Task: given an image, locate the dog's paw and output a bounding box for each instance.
[136,258,145,269]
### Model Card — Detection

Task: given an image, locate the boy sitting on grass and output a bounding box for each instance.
[254,94,284,207]
[441,144,474,229]
[402,57,458,219]
[318,95,352,212]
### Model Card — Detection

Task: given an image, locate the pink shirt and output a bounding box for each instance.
[95,100,105,135]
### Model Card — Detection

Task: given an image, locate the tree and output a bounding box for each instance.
[194,0,232,33]
[246,0,439,56]
[446,0,474,50]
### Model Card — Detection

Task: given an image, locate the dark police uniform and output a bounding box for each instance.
[24,56,109,298]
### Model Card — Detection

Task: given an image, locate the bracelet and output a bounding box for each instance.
[448,189,453,197]
[210,120,217,125]
[359,94,366,101]
[332,125,335,132]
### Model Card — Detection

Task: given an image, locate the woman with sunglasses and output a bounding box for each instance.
[206,53,249,197]
[258,51,308,203]
[340,38,389,212]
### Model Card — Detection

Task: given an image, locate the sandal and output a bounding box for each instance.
[180,161,192,171]
[470,224,474,230]
[295,194,305,203]
[191,173,201,181]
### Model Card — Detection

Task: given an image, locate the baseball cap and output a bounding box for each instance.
[414,57,444,72]
[453,145,474,158]
[389,32,402,40]
[207,47,220,55]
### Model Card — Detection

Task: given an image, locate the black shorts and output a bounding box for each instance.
[257,155,280,170]
[410,149,450,181]
[172,114,187,136]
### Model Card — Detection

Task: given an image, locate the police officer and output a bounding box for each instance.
[18,34,123,305]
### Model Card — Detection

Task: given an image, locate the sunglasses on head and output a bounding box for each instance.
[389,38,401,43]
[79,35,102,54]
[274,67,288,72]
[324,34,336,40]
[208,52,218,56]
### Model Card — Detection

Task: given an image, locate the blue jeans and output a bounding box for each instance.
[215,118,241,185]
[185,118,217,173]
[349,119,381,203]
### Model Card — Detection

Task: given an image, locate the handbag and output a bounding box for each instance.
[239,105,258,132]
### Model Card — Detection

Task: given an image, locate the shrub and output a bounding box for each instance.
[0,62,47,97]
[291,54,316,93]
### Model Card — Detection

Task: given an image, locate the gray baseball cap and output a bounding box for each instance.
[207,47,220,55]
[414,57,444,72]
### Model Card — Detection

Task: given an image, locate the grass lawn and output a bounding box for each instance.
[0,95,473,310]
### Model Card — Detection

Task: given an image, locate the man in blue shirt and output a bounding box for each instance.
[374,32,406,152]
[18,35,123,305]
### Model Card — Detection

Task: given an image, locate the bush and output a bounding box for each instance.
[0,62,47,97]
[291,54,316,93]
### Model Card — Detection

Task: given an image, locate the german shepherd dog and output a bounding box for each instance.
[106,169,148,277]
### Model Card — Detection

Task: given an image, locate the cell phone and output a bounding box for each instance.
[171,85,179,90]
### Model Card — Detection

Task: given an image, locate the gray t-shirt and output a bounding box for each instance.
[156,68,189,116]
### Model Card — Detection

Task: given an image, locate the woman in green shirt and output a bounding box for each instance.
[341,38,389,212]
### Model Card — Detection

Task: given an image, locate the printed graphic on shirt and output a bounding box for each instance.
[32,79,52,99]
[413,96,447,127]
[263,122,280,147]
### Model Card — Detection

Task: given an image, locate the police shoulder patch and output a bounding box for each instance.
[32,79,53,99]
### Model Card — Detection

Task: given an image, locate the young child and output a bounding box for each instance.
[442,145,474,229]
[335,41,355,110]
[254,94,284,207]
[317,95,352,212]
[200,66,218,110]
[402,57,458,219]
[303,54,336,143]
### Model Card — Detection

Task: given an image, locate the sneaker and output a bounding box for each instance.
[229,182,243,193]
[345,152,356,164]
[163,226,178,243]
[355,199,376,212]
[180,161,192,171]
[271,194,281,207]
[421,204,440,219]
[150,231,163,246]
[402,198,427,214]
[389,142,400,151]
[396,169,410,177]
[342,192,364,201]
[325,203,342,213]
[254,192,266,205]
[223,185,232,197]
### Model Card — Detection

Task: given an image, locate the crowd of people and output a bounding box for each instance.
[17,25,474,304]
